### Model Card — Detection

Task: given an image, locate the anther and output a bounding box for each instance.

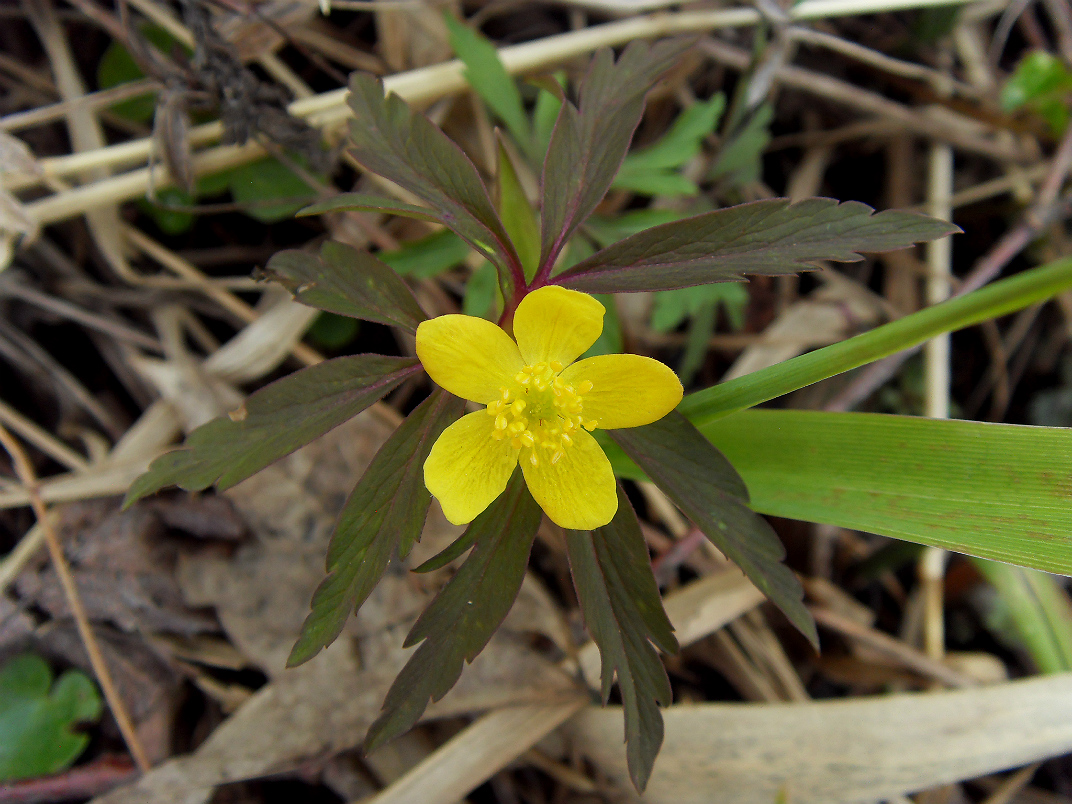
[550,360,564,372]
[578,380,593,394]
[561,433,572,446]
[495,415,508,430]
[519,432,535,448]
[584,419,598,431]
[529,452,539,467]
[512,400,526,413]
[551,450,564,464]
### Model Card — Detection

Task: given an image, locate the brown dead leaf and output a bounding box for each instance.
[16,499,217,636]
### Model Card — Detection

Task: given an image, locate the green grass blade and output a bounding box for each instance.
[695,409,1072,576]
[679,257,1072,426]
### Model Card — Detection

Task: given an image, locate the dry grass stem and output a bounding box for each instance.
[0,423,152,773]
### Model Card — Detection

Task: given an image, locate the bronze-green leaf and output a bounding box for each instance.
[610,412,817,647]
[538,39,693,272]
[288,389,465,666]
[566,487,677,792]
[365,469,542,750]
[264,241,427,333]
[124,355,420,504]
[556,198,960,293]
[346,73,520,281]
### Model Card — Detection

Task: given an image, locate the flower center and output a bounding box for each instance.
[486,360,596,467]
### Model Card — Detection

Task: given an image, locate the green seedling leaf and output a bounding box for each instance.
[693,408,1072,580]
[532,78,564,157]
[139,187,196,235]
[0,655,102,781]
[974,560,1072,674]
[566,488,677,792]
[289,390,465,666]
[379,230,472,279]
[227,156,319,223]
[680,256,1072,425]
[97,25,186,122]
[1000,51,1072,134]
[345,73,520,281]
[584,209,686,248]
[650,284,749,333]
[308,313,360,350]
[464,261,499,319]
[365,469,542,749]
[444,14,533,156]
[708,102,773,187]
[613,94,725,197]
[539,39,694,271]
[497,141,540,281]
[264,241,427,332]
[610,412,817,647]
[300,193,442,223]
[125,355,419,504]
[581,294,623,358]
[556,197,959,293]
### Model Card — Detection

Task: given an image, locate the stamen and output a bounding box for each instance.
[578,380,593,394]
[529,452,539,467]
[495,414,508,430]
[561,433,572,446]
[519,432,535,448]
[551,450,564,464]
[550,360,564,372]
[584,419,598,431]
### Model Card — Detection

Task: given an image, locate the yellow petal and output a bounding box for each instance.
[521,429,617,530]
[561,354,682,429]
[424,411,520,525]
[513,286,604,367]
[416,315,524,403]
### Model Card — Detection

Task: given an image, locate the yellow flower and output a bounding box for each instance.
[416,286,682,530]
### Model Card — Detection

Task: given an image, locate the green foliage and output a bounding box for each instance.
[365,470,542,749]
[96,25,186,121]
[226,157,320,223]
[289,390,464,665]
[613,94,725,196]
[610,413,817,647]
[265,241,428,332]
[463,261,499,319]
[695,409,1072,578]
[1001,51,1072,134]
[379,230,471,279]
[496,143,541,281]
[650,284,749,334]
[444,14,534,158]
[0,655,102,781]
[557,198,959,293]
[308,313,360,350]
[125,355,420,503]
[138,187,196,235]
[974,561,1072,674]
[708,102,773,187]
[566,488,677,791]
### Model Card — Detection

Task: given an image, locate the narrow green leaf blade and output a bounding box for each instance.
[557,198,959,293]
[610,412,817,647]
[680,257,1072,425]
[264,241,427,333]
[365,469,542,749]
[299,193,442,222]
[700,409,1072,577]
[125,355,419,503]
[346,74,520,276]
[566,488,676,792]
[616,94,724,174]
[444,14,532,152]
[288,390,465,666]
[497,141,541,282]
[974,560,1072,674]
[539,39,693,270]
